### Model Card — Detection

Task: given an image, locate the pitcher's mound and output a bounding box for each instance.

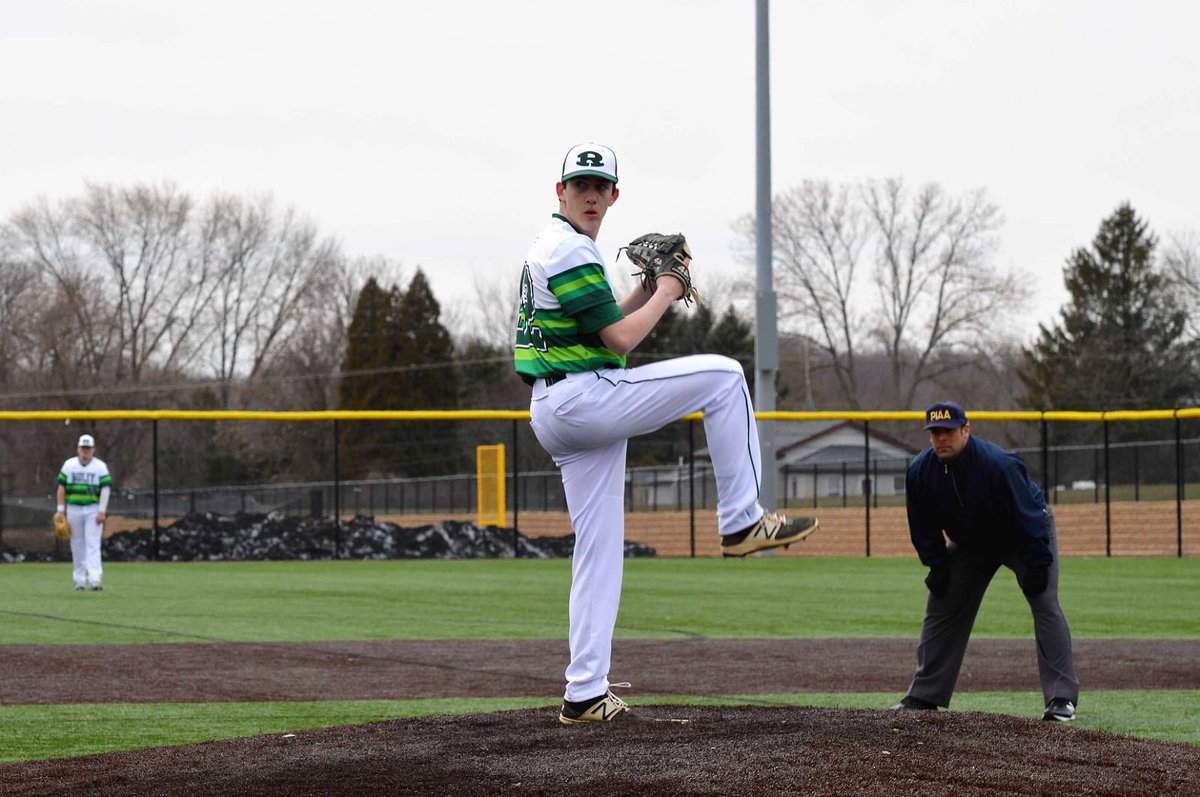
[4,706,1197,796]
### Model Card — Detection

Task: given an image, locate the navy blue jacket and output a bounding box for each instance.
[905,435,1052,569]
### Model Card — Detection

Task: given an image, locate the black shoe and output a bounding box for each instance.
[1042,697,1076,722]
[559,686,639,725]
[891,695,938,711]
[720,512,819,557]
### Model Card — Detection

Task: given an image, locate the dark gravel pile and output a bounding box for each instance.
[84,512,655,562]
[1,542,44,563]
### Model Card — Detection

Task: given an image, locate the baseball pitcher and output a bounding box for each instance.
[515,142,819,724]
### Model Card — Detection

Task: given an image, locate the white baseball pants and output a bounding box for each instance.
[529,355,765,702]
[67,505,104,588]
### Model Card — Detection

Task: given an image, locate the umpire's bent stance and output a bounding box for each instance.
[893,402,1080,722]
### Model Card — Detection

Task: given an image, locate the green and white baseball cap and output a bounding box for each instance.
[561,142,618,185]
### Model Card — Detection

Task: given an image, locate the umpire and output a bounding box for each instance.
[892,401,1080,722]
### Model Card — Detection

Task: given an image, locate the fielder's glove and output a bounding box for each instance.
[53,511,69,542]
[620,232,700,306]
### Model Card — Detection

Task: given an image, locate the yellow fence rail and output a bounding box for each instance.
[2,408,1200,422]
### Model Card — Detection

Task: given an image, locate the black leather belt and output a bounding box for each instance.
[542,373,567,387]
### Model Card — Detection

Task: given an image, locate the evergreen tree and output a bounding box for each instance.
[626,304,681,366]
[627,303,753,370]
[665,303,713,356]
[337,271,465,477]
[337,277,405,477]
[706,306,755,379]
[455,338,511,408]
[338,278,396,408]
[1020,203,1197,428]
[389,270,463,476]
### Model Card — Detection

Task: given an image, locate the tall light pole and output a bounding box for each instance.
[754,0,778,510]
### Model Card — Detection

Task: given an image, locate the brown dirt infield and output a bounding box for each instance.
[3,638,1199,795]
[5,638,1200,704]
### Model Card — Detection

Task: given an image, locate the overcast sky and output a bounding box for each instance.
[3,1,1197,342]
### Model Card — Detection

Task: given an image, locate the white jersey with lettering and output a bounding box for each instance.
[58,456,111,589]
[58,456,112,507]
[517,217,771,703]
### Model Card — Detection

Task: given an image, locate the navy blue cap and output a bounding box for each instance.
[923,401,968,430]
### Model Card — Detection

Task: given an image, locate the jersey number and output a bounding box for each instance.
[514,264,547,353]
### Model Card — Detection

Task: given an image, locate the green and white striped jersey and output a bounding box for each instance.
[514,215,625,383]
[57,457,112,506]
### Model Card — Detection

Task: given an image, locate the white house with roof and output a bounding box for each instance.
[626,420,922,509]
[774,420,921,502]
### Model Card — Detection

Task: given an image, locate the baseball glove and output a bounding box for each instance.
[621,232,700,305]
[53,511,69,542]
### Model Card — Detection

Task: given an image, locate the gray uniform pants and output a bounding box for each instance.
[907,512,1079,708]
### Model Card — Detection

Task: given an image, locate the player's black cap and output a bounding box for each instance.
[923,401,968,430]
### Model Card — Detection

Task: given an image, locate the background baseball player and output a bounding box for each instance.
[892,402,1080,721]
[514,142,818,724]
[55,433,113,591]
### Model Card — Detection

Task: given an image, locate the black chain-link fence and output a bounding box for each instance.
[4,414,1199,557]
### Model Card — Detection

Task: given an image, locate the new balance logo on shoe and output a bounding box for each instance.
[720,512,819,558]
[590,700,624,721]
[559,688,637,725]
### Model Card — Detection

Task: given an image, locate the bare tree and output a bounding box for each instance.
[8,182,215,389]
[766,180,868,405]
[6,184,366,412]
[73,182,206,382]
[1,183,412,488]
[10,195,116,384]
[261,254,409,411]
[440,273,518,351]
[737,178,1030,409]
[863,179,1026,407]
[1163,230,1200,339]
[0,237,40,392]
[196,194,344,406]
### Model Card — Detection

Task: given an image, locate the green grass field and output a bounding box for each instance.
[2,557,1198,763]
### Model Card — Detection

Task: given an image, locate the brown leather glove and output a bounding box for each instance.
[53,512,69,542]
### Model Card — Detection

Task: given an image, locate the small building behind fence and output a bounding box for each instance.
[777,421,919,501]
